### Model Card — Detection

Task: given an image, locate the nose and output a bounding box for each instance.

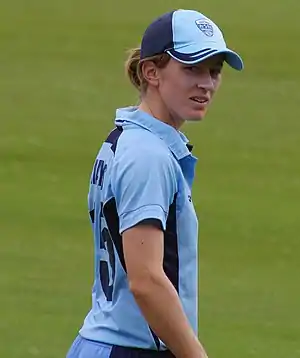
[196,70,214,92]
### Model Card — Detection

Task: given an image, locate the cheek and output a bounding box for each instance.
[160,79,177,105]
[212,75,222,93]
[160,75,189,105]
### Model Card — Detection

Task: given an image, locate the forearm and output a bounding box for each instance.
[130,273,207,358]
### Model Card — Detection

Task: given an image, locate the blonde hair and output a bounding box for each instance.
[125,48,170,93]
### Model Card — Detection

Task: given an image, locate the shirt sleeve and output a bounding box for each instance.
[111,147,177,234]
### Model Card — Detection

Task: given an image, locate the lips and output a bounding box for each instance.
[190,96,209,105]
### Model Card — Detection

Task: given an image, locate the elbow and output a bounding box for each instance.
[128,270,165,298]
[129,280,148,298]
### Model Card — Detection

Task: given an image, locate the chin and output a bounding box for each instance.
[185,111,206,122]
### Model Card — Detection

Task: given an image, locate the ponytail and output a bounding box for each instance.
[125,48,143,91]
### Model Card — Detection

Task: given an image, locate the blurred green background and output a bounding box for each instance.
[1,0,299,357]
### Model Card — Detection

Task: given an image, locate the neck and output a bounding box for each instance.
[138,90,184,130]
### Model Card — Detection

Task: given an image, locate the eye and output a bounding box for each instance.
[210,67,222,77]
[184,66,198,72]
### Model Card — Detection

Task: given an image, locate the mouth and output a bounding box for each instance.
[190,96,209,105]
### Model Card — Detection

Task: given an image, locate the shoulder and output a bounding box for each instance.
[115,127,173,166]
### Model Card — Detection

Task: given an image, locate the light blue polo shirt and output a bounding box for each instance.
[79,106,199,351]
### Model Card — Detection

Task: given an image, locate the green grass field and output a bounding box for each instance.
[1,0,300,357]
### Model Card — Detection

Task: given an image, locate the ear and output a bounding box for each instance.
[141,61,160,87]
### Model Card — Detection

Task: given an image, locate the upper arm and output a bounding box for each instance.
[123,224,164,286]
[111,144,176,285]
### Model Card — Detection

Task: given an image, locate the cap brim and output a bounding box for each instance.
[166,48,244,71]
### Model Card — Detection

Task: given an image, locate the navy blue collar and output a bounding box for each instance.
[115,106,193,160]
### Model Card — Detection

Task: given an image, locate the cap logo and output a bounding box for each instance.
[195,19,214,37]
